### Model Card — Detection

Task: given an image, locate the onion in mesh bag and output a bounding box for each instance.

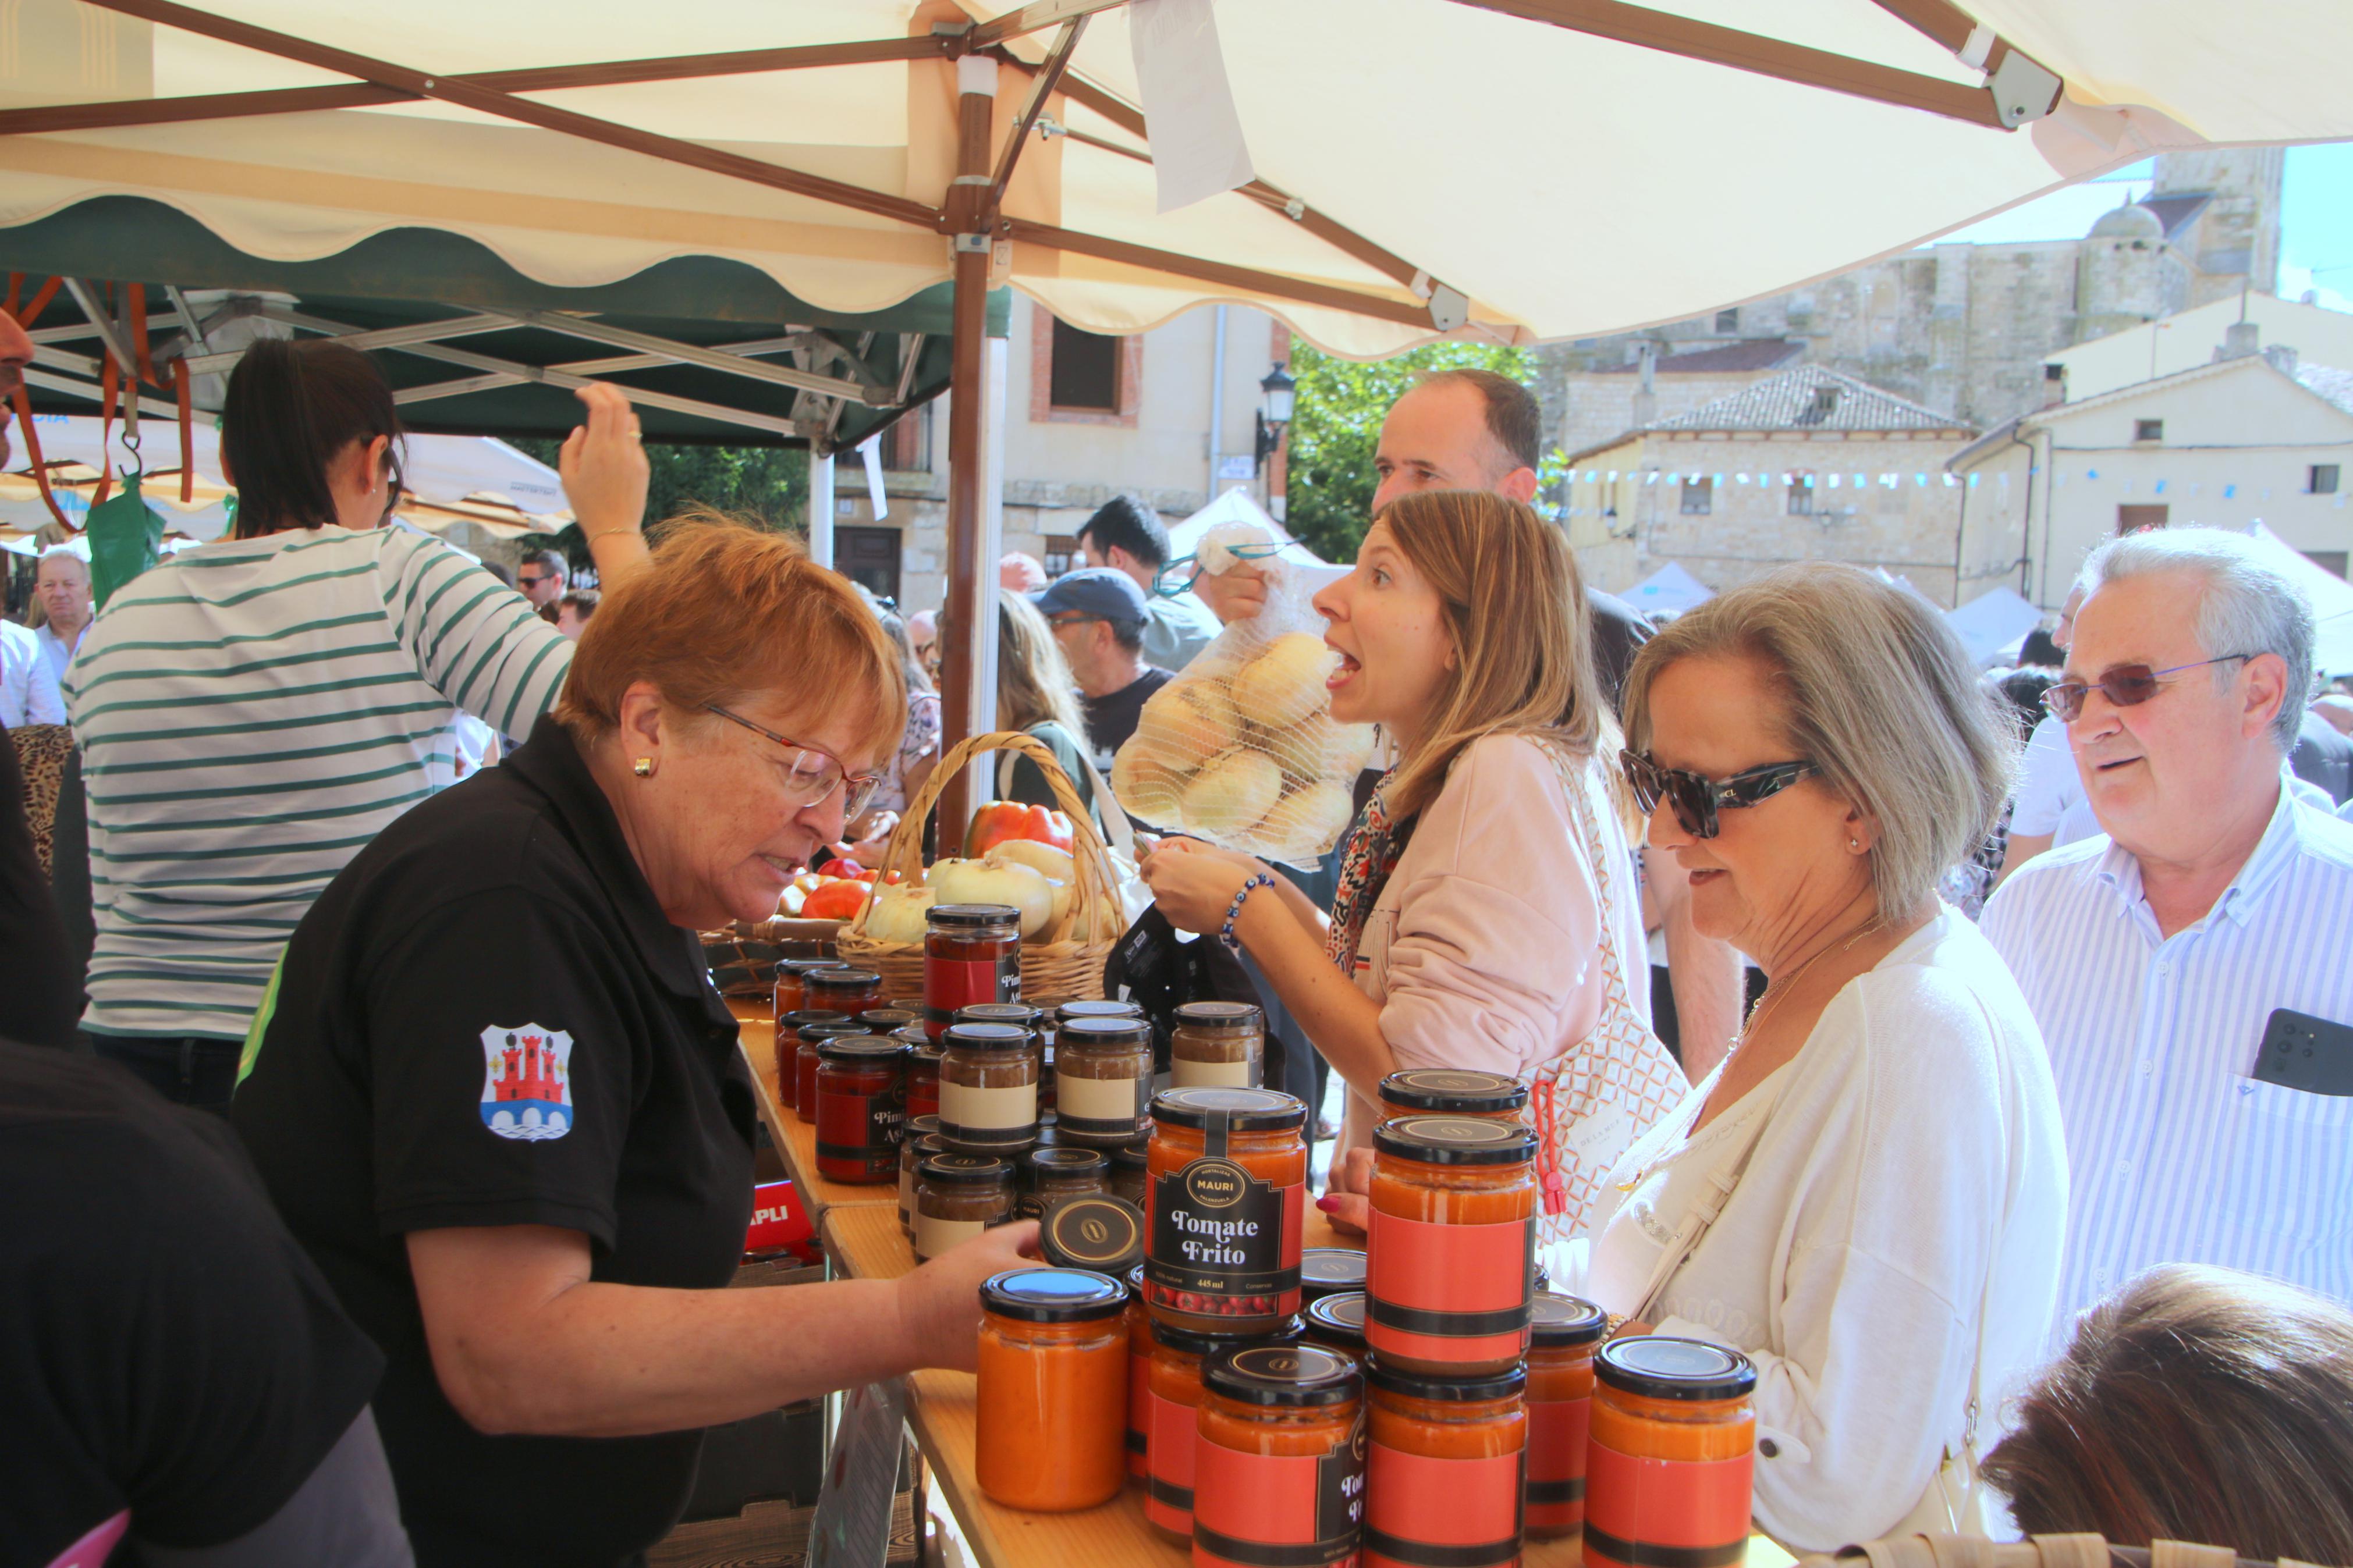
[1181,747,1283,835]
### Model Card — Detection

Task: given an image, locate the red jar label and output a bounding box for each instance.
[1127,1346,1149,1477]
[1582,1441,1751,1568]
[815,1082,903,1181]
[1526,1395,1589,1523]
[1144,1157,1305,1322]
[1192,1421,1365,1568]
[924,954,1021,1036]
[1365,1211,1532,1366]
[1144,1386,1198,1534]
[1364,1446,1524,1568]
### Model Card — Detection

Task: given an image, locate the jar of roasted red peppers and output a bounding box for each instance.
[813,1035,905,1183]
[925,905,1021,1039]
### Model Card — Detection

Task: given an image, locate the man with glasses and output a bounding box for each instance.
[515,549,569,610]
[1983,526,2353,1327]
[1031,567,1171,771]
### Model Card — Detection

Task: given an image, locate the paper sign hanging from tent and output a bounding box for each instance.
[1129,0,1255,214]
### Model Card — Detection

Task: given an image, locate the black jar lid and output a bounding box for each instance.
[859,1007,921,1032]
[1204,1343,1361,1407]
[1111,1137,1149,1172]
[1057,1015,1154,1049]
[1056,999,1143,1025]
[1150,1086,1305,1132]
[1173,1000,1263,1028]
[1039,1194,1145,1274]
[798,1021,871,1043]
[1378,1068,1529,1116]
[1373,1115,1538,1165]
[778,957,847,978]
[1596,1336,1758,1402]
[1528,1293,1608,1348]
[1301,1291,1367,1351]
[900,1031,943,1060]
[807,967,883,992]
[815,1034,908,1065]
[941,1022,1031,1053]
[920,1153,1012,1186]
[778,1008,852,1032]
[888,995,925,1013]
[928,903,1021,928]
[1299,1248,1368,1303]
[1027,1145,1108,1176]
[956,1002,1042,1029]
[979,1267,1127,1324]
[904,1114,941,1140]
[1366,1355,1528,1403]
[1152,1315,1304,1358]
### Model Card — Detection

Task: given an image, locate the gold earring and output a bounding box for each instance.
[633,757,655,778]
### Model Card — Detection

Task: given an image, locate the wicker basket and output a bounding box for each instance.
[833,730,1122,1007]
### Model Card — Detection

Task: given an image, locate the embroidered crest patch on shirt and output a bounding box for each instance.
[479,1024,575,1141]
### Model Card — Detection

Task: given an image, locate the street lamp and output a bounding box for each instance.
[1254,361,1295,472]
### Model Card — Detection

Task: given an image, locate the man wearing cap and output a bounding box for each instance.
[1034,566,1173,773]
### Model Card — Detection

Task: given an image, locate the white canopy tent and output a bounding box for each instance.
[2249,523,2353,678]
[1947,584,2045,667]
[1624,562,1715,618]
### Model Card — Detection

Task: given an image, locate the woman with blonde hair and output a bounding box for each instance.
[995,591,1102,828]
[1141,489,1681,1236]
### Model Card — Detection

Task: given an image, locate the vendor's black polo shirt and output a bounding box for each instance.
[232,715,758,1568]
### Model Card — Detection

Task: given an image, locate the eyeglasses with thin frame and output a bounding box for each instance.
[702,704,883,820]
[2040,653,2256,723]
[1620,749,1816,840]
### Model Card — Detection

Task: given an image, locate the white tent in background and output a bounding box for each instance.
[1168,489,1316,564]
[2248,524,2353,677]
[1624,563,1713,618]
[1947,585,2045,667]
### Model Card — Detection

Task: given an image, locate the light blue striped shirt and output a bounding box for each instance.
[1981,783,2353,1334]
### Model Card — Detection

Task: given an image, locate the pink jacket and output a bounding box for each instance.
[1340,733,1651,1153]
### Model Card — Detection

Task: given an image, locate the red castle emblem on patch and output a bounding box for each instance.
[479,1023,575,1141]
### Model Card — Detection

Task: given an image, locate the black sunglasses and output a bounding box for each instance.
[1620,750,1816,840]
[2041,653,2255,723]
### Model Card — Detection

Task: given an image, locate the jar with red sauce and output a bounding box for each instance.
[925,905,1021,1039]
[771,957,845,1026]
[975,1267,1130,1513]
[1125,1263,1152,1480]
[1145,1317,1306,1544]
[1583,1339,1756,1568]
[814,1036,906,1183]
[775,1009,850,1112]
[1364,1359,1527,1568]
[806,966,884,1022]
[898,1030,942,1119]
[1525,1293,1607,1542]
[794,1022,868,1123]
[1365,1117,1536,1377]
[1145,1088,1308,1336]
[1192,1343,1365,1568]
[1376,1068,1529,1123]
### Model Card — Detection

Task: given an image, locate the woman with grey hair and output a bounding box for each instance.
[1569,564,2068,1551]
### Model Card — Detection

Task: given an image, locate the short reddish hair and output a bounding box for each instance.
[555,514,905,767]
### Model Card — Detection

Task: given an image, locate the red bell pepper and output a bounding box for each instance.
[964,800,1076,857]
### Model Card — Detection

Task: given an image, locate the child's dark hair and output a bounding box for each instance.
[222,337,404,537]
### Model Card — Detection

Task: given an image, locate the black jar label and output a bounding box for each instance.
[1145,1153,1303,1320]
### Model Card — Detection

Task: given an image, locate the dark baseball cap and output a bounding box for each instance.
[1032,566,1148,627]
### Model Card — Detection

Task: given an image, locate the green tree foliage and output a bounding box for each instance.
[1280,340,1561,564]
[510,438,808,570]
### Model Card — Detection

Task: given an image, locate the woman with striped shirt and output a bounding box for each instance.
[67,339,651,1109]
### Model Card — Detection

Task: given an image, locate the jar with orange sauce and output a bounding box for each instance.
[1144,1088,1308,1336]
[775,1009,850,1112]
[1583,1338,1756,1568]
[794,1022,867,1122]
[1525,1294,1607,1541]
[1364,1359,1527,1568]
[1125,1263,1152,1480]
[1146,1318,1306,1544]
[1192,1343,1365,1568]
[974,1268,1130,1513]
[771,957,845,1026]
[1365,1117,1535,1377]
[1300,1290,1368,1360]
[1376,1068,1528,1123]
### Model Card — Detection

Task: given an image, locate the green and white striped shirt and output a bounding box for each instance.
[68,525,574,1040]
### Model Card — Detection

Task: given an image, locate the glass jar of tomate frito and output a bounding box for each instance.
[1143,1316,1307,1544]
[795,1022,868,1124]
[1054,1015,1155,1147]
[1376,1067,1529,1123]
[1144,1087,1307,1336]
[771,957,845,1029]
[1365,1116,1537,1377]
[1584,1339,1756,1568]
[1364,1358,1527,1568]
[775,1009,851,1112]
[925,905,1021,1039]
[1193,1343,1367,1568]
[813,1036,906,1183]
[806,966,884,1022]
[1170,1001,1264,1089]
[1124,1263,1152,1481]
[898,1117,943,1237]
[1525,1293,1607,1542]
[936,1022,1037,1151]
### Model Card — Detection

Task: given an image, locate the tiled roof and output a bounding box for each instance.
[1644,365,1969,435]
[1589,340,1805,375]
[2293,363,2353,420]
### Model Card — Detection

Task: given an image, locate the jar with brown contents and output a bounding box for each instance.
[1018,1145,1108,1220]
[1110,1137,1148,1209]
[1054,1016,1154,1146]
[1376,1068,1529,1123]
[898,1117,943,1238]
[925,905,1021,1038]
[959,1001,1048,1114]
[775,1009,851,1112]
[1170,1001,1264,1089]
[771,957,845,1026]
[913,1153,1014,1261]
[936,1022,1037,1150]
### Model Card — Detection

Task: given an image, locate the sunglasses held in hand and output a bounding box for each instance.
[2040,653,2255,723]
[1619,750,1816,840]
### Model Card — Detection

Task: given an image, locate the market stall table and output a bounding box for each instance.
[727,999,898,1214]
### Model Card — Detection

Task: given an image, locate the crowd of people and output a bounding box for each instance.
[4,305,2352,1568]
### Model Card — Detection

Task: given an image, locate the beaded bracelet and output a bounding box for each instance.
[1219,872,1278,954]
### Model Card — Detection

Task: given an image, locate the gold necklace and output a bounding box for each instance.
[1726,913,1890,1061]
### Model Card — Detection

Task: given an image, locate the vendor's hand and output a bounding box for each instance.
[1138,838,1262,936]
[1194,564,1269,625]
[560,383,651,542]
[896,1221,1041,1373]
[1315,1146,1374,1235]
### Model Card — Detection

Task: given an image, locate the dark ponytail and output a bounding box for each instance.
[222,337,404,537]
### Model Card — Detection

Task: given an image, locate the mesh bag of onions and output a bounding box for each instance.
[1110,542,1374,866]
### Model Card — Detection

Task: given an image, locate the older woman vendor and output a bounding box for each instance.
[232,520,1034,1567]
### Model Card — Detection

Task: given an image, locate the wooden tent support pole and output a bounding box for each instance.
[938,63,1000,858]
